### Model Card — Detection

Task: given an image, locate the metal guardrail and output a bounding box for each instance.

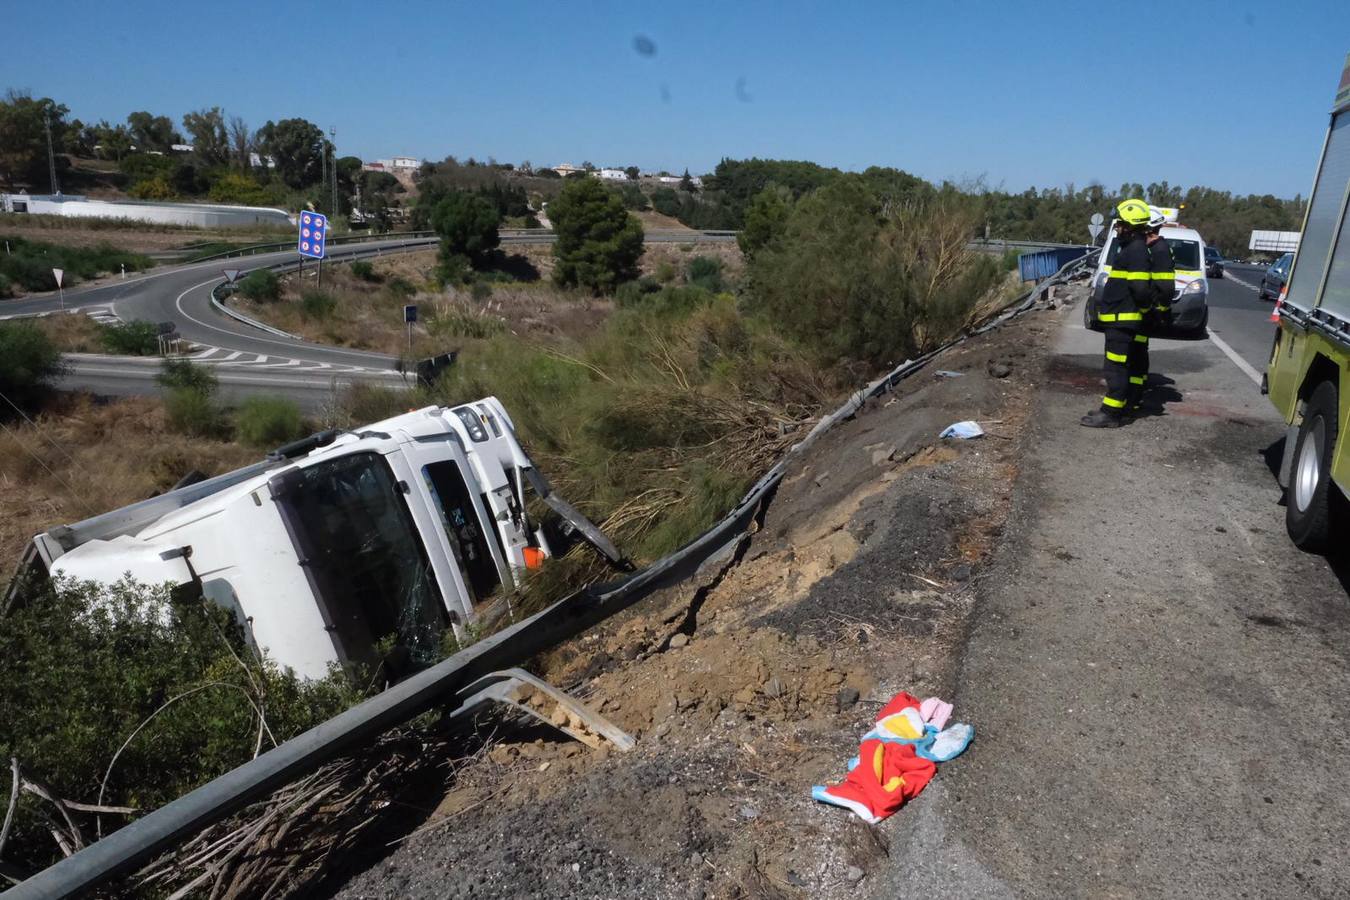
[1,245,1086,900]
[187,230,439,263]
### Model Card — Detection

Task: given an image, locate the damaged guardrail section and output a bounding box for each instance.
[1,252,1090,899]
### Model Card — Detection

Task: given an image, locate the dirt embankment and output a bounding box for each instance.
[332,306,1056,899]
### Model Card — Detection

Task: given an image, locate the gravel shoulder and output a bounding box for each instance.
[875,294,1350,897]
[330,306,1058,899]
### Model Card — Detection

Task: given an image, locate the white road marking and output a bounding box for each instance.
[1224,271,1261,293]
[1207,329,1263,387]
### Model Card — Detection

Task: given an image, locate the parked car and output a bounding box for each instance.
[1259,252,1295,301]
[1205,246,1225,279]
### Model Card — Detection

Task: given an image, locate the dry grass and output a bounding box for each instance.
[0,213,291,253]
[0,394,257,572]
[26,313,108,353]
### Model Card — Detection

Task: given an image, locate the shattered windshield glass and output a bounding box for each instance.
[272,452,446,670]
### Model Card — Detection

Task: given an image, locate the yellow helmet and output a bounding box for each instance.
[1116,198,1151,226]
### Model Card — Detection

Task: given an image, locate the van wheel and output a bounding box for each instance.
[1286,380,1340,552]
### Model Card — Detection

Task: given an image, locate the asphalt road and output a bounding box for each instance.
[881,294,1350,897]
[1207,262,1279,376]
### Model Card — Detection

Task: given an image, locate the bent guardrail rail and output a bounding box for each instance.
[1,253,1087,900]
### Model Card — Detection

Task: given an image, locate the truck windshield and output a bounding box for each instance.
[271,451,447,671]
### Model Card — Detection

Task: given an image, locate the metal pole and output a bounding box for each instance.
[317,257,323,290]
[44,108,60,196]
[329,127,338,218]
[58,284,64,310]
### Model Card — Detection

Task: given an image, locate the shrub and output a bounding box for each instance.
[384,275,416,299]
[237,269,281,302]
[235,395,306,448]
[687,256,725,292]
[157,358,218,394]
[208,173,274,206]
[349,260,380,282]
[0,273,11,298]
[429,302,507,339]
[0,236,151,292]
[0,322,63,412]
[300,289,337,319]
[100,320,160,355]
[614,277,660,308]
[128,176,176,200]
[471,280,492,301]
[0,577,363,873]
[654,261,676,283]
[430,191,501,268]
[163,385,224,437]
[550,177,645,294]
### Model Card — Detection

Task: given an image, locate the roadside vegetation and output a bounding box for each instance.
[0,234,152,295]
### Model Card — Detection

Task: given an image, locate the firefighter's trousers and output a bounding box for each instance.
[1101,326,1139,415]
[1126,332,1149,404]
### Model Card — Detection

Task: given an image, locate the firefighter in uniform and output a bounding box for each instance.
[1082,198,1153,428]
[1128,207,1176,410]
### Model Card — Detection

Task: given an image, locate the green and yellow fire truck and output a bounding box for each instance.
[1267,52,1350,551]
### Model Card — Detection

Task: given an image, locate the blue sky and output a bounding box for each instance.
[4,0,1348,197]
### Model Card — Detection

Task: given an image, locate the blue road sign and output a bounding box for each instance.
[297,211,328,259]
[404,304,418,323]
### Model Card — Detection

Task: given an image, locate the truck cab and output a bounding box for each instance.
[1266,52,1350,552]
[27,399,621,679]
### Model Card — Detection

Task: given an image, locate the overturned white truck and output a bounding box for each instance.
[24,398,626,680]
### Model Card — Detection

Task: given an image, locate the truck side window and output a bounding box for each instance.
[422,461,501,603]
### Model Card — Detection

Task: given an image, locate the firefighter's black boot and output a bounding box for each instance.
[1080,409,1125,428]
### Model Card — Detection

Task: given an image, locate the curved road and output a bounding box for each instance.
[1,230,732,407]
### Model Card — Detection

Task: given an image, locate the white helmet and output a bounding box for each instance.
[1147,206,1168,228]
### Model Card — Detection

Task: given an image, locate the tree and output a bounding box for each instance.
[91,122,133,162]
[0,92,69,187]
[228,115,252,171]
[625,166,640,181]
[737,185,792,258]
[181,107,229,165]
[549,176,645,294]
[126,111,180,153]
[256,118,327,189]
[208,173,273,206]
[680,168,696,192]
[0,322,62,412]
[429,191,501,272]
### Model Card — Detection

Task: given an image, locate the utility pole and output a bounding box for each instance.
[329,126,338,220]
[320,141,328,216]
[43,108,60,196]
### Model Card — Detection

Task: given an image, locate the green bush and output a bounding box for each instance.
[549,177,645,294]
[687,256,725,292]
[429,303,507,340]
[430,191,501,269]
[654,261,676,283]
[164,386,224,438]
[100,320,160,355]
[237,269,281,302]
[0,235,152,292]
[0,272,11,298]
[0,577,363,873]
[157,358,218,394]
[235,395,306,448]
[349,260,380,282]
[300,289,337,319]
[744,177,1001,365]
[0,321,63,412]
[384,275,416,299]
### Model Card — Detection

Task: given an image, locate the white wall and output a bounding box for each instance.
[1,195,293,228]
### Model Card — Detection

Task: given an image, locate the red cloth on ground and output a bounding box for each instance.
[815,738,937,824]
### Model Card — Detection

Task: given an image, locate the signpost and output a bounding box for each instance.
[1088,212,1105,245]
[52,268,64,309]
[298,211,328,287]
[223,268,242,285]
[404,304,417,353]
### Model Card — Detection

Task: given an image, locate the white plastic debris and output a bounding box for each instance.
[934,370,966,379]
[939,421,985,440]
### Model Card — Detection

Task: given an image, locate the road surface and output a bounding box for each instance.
[881,291,1350,897]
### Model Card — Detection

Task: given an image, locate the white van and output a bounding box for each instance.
[1085,220,1211,338]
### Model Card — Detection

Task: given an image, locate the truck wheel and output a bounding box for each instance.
[1286,380,1340,552]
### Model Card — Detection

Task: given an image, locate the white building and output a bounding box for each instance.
[551,163,585,178]
[1,193,293,228]
[657,175,703,187]
[363,156,421,173]
[598,168,628,181]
